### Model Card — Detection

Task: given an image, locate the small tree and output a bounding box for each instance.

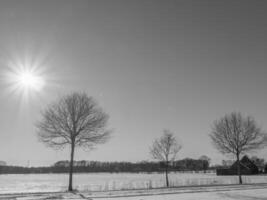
[150,130,182,187]
[210,112,267,184]
[36,92,111,191]
[251,156,265,172]
[199,155,211,173]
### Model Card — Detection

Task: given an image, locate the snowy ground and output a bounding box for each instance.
[1,184,267,199]
[103,188,267,200]
[1,172,267,194]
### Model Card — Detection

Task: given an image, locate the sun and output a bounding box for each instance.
[1,49,50,104]
[16,70,45,91]
[3,61,46,101]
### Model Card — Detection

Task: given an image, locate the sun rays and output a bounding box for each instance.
[2,54,47,103]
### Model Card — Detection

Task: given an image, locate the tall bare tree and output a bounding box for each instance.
[210,112,267,184]
[36,92,110,191]
[150,130,182,187]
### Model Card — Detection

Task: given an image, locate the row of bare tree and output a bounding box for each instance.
[36,92,267,191]
[150,113,267,187]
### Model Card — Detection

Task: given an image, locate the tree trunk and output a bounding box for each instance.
[237,154,242,184]
[203,161,206,173]
[165,162,169,187]
[68,142,75,191]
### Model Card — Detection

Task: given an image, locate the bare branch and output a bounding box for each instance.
[150,130,182,162]
[36,92,111,150]
[210,112,267,156]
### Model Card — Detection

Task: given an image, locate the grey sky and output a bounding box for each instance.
[0,0,267,166]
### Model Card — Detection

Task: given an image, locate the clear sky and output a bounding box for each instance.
[0,0,267,166]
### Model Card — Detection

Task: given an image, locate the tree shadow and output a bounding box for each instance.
[218,192,267,200]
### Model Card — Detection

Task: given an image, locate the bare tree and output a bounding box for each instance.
[36,92,111,191]
[210,112,267,184]
[150,130,182,187]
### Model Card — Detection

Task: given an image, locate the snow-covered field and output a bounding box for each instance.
[1,172,267,194]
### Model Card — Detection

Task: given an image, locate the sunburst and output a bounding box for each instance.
[2,56,46,102]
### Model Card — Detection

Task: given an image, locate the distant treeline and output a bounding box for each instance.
[0,158,210,174]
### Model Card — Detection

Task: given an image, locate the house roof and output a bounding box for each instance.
[230,155,258,170]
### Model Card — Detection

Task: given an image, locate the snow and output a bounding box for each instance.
[99,188,267,200]
[1,185,267,200]
[1,172,267,194]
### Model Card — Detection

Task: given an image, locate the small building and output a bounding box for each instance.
[74,160,91,167]
[54,160,69,167]
[217,155,259,175]
[54,160,92,167]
